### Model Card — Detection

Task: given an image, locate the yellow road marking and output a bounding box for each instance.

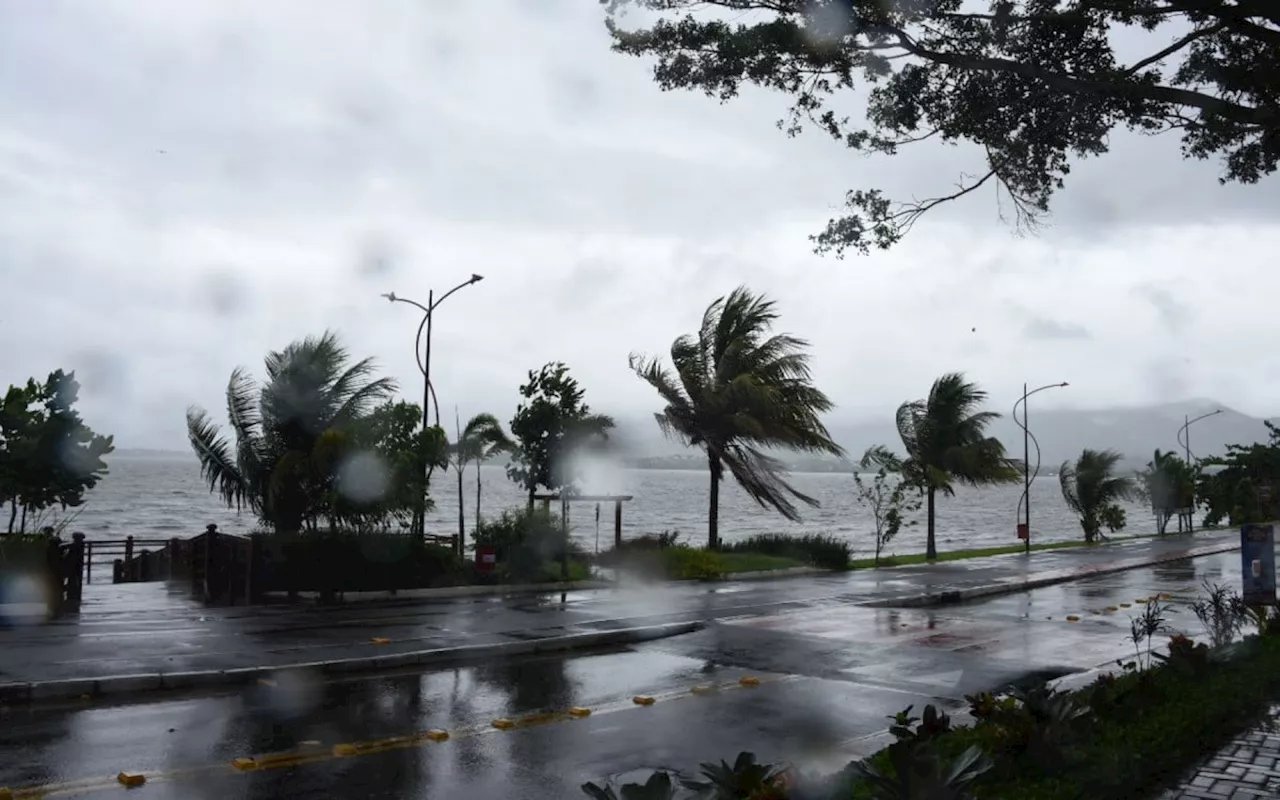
[9,673,794,797]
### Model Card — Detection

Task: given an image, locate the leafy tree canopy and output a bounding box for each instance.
[1198,421,1280,526]
[603,0,1280,255]
[1,369,114,534]
[507,362,615,503]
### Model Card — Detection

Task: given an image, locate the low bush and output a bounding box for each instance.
[659,546,725,581]
[473,507,585,583]
[721,533,850,570]
[850,633,1280,799]
[260,531,463,594]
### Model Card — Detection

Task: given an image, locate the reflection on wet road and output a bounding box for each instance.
[0,551,1245,799]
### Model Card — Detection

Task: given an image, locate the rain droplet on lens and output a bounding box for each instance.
[337,451,390,504]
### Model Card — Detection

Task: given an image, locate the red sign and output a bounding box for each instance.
[475,545,497,573]
[1016,524,1029,540]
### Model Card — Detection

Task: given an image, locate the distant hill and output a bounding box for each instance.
[615,400,1278,474]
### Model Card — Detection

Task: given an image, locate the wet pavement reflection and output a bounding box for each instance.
[0,550,1250,799]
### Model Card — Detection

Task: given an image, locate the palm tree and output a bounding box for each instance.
[450,411,515,539]
[186,331,397,533]
[1060,449,1140,542]
[886,373,1020,560]
[630,286,844,549]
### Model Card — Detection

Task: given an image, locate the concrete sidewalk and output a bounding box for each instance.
[0,528,1241,704]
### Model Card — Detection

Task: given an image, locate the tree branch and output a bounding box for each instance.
[1121,23,1227,78]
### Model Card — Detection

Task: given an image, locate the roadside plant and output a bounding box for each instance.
[582,771,680,800]
[1126,598,1171,671]
[854,446,922,565]
[854,740,991,800]
[888,705,954,745]
[681,751,791,799]
[999,685,1090,767]
[963,691,1016,722]
[1189,581,1249,647]
[1151,633,1212,676]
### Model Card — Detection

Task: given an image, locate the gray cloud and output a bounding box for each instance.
[2,1,1280,449]
[1023,317,1092,341]
[1132,283,1192,332]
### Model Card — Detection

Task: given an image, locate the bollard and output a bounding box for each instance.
[125,535,134,562]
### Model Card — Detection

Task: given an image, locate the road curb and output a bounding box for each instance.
[857,540,1241,609]
[261,579,615,606]
[0,620,703,706]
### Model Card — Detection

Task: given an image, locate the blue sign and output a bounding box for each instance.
[1241,523,1277,606]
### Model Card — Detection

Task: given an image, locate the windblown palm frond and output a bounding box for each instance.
[894,372,1018,558]
[186,406,252,511]
[1061,448,1139,541]
[630,286,843,547]
[186,330,401,533]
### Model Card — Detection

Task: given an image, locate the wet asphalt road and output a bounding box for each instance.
[0,550,1247,799]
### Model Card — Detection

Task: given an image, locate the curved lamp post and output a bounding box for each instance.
[1176,408,1223,533]
[382,274,484,539]
[1013,381,1069,554]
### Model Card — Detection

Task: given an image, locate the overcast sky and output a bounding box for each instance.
[3,0,1278,451]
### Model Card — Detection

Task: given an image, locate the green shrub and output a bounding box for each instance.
[261,531,463,593]
[659,546,724,580]
[473,507,583,583]
[853,634,1280,799]
[721,533,850,570]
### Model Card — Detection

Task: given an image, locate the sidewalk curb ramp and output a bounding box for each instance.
[0,620,703,706]
[856,540,1240,609]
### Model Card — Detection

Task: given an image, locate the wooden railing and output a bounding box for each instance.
[80,536,173,584]
[94,526,463,607]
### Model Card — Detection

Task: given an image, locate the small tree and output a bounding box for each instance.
[1137,449,1194,535]
[450,411,514,540]
[854,446,921,566]
[1059,449,1139,543]
[1,370,114,534]
[347,400,448,532]
[507,363,615,508]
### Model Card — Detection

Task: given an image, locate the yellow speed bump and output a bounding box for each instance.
[231,757,258,771]
[117,773,146,788]
[1105,605,1119,612]
[423,729,450,742]
[370,637,392,645]
[568,707,592,718]
[1119,603,1132,608]
[492,718,515,730]
[632,695,656,706]
[739,676,761,687]
[1159,593,1173,600]
[1065,615,1080,622]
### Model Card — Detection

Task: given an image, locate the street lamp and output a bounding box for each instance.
[1177,408,1223,533]
[1013,382,1069,554]
[382,274,484,539]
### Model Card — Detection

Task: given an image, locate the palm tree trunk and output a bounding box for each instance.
[475,459,483,532]
[457,463,465,543]
[708,455,721,550]
[925,488,937,560]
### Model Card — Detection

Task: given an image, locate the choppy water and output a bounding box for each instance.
[48,453,1162,559]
